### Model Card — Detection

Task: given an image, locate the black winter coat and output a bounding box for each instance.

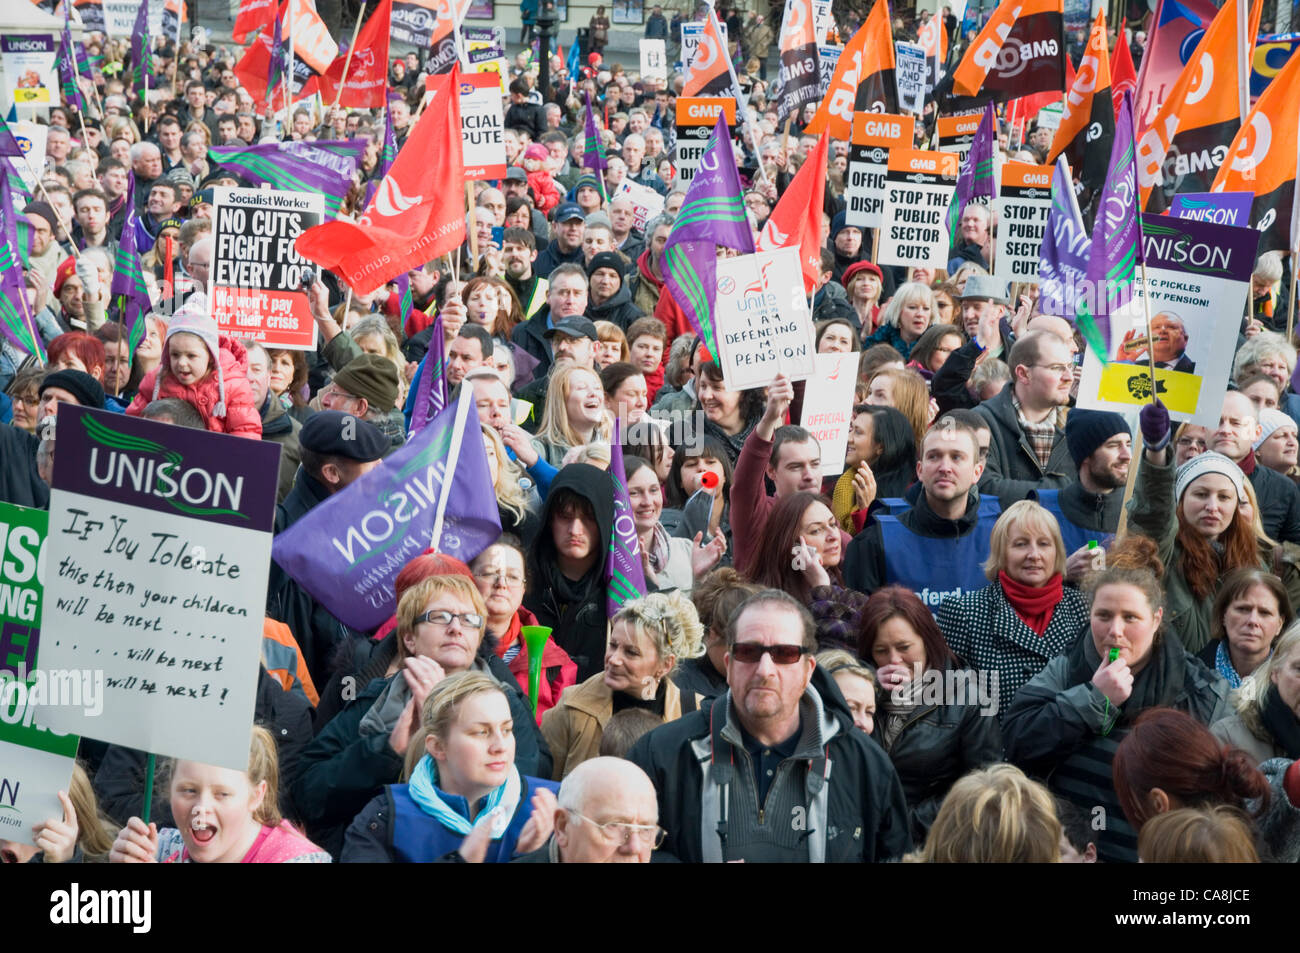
[585,283,644,331]
[0,423,46,509]
[628,667,913,863]
[873,665,1003,840]
[974,383,1076,507]
[1247,459,1300,544]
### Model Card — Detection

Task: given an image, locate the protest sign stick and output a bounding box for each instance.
[429,388,474,550]
[1288,249,1297,344]
[143,70,150,135]
[329,9,367,113]
[466,182,479,268]
[18,151,80,261]
[141,753,155,824]
[1140,258,1159,405]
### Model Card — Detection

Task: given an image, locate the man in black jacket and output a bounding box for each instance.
[975,330,1076,507]
[1211,390,1300,543]
[1042,410,1131,575]
[628,589,912,862]
[534,202,587,278]
[843,417,996,606]
[505,78,547,142]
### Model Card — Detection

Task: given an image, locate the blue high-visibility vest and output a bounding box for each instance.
[880,496,1001,611]
[1033,488,1114,555]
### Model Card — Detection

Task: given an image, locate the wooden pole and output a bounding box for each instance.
[1287,249,1298,345]
[329,8,367,113]
[466,180,479,270]
[20,151,80,260]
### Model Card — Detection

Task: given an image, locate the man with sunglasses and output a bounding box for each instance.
[628,590,911,862]
[974,329,1077,508]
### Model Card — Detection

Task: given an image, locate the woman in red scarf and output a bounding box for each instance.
[937,500,1091,724]
[470,539,578,724]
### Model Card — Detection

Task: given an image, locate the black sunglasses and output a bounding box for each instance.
[730,643,808,665]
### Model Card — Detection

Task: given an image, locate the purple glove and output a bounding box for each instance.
[1139,400,1171,451]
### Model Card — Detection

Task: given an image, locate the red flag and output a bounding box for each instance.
[317,0,393,108]
[754,132,828,295]
[1110,27,1137,117]
[295,70,467,295]
[233,0,277,44]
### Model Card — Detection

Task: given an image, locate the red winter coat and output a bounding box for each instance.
[127,334,262,438]
[526,170,561,214]
[496,606,579,724]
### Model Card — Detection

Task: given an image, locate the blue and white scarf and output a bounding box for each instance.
[1214,641,1243,690]
[407,754,522,839]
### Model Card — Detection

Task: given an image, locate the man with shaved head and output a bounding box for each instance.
[513,758,663,863]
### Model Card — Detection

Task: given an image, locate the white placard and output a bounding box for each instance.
[680,20,728,74]
[104,0,163,36]
[614,179,666,232]
[801,352,860,477]
[459,72,507,181]
[994,163,1054,283]
[817,44,840,96]
[640,39,667,81]
[812,0,835,42]
[895,42,928,115]
[10,120,46,191]
[877,149,958,270]
[713,247,817,391]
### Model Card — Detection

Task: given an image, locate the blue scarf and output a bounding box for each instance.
[1214,641,1243,689]
[407,754,522,839]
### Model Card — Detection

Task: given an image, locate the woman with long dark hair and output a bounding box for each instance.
[831,404,916,534]
[742,491,844,602]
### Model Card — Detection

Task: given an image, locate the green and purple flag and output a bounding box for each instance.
[582,90,608,202]
[1037,154,1090,319]
[129,3,153,98]
[945,101,997,243]
[208,140,369,217]
[408,314,448,435]
[606,423,648,617]
[0,172,44,361]
[1077,91,1142,363]
[109,173,152,355]
[271,387,502,632]
[58,28,86,112]
[661,114,754,358]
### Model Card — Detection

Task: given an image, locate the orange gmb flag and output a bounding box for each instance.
[1047,9,1113,197]
[755,132,829,293]
[804,0,896,139]
[295,69,468,295]
[683,10,734,96]
[1212,40,1300,254]
[918,9,948,81]
[1137,0,1262,211]
[949,0,1065,102]
[317,0,393,109]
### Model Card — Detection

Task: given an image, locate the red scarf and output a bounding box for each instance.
[998,571,1063,636]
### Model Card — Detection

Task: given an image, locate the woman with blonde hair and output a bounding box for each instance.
[530,361,612,467]
[482,422,540,547]
[862,282,935,359]
[110,726,329,863]
[342,673,560,862]
[938,500,1091,720]
[542,592,706,780]
[1137,805,1260,862]
[917,764,1062,863]
[1213,622,1300,764]
[864,366,933,448]
[3,763,118,864]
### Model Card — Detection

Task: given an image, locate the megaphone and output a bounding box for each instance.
[521,625,554,718]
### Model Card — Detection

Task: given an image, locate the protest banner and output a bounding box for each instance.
[614,179,666,232]
[104,0,163,36]
[0,503,79,849]
[994,162,1053,283]
[713,247,817,392]
[1036,100,1064,131]
[894,41,928,114]
[817,44,840,95]
[936,112,982,161]
[9,120,46,192]
[640,38,667,81]
[1169,191,1255,228]
[675,97,736,183]
[877,149,959,270]
[1078,214,1261,427]
[209,187,323,351]
[801,352,859,477]
[390,0,441,47]
[1,35,57,108]
[458,72,507,181]
[38,407,280,770]
[466,37,508,91]
[273,388,501,632]
[680,20,727,74]
[812,0,834,42]
[844,112,914,229]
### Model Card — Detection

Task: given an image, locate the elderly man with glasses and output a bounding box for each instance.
[628,590,911,863]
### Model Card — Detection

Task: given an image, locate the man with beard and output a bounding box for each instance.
[1038,411,1132,578]
[503,227,549,320]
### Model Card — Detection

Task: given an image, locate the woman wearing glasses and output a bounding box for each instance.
[294,568,549,858]
[472,539,578,724]
[541,592,706,780]
[341,673,561,863]
[857,586,1002,841]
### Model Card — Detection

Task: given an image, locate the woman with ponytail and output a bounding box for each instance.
[341,673,560,862]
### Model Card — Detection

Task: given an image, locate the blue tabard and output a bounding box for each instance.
[1032,488,1114,555]
[880,496,1001,610]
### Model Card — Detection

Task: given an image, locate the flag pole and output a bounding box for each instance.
[466,182,479,270]
[330,6,367,113]
[708,2,769,188]
[17,150,80,260]
[1288,250,1297,344]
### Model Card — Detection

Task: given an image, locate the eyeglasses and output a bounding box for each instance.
[415,609,484,630]
[1032,363,1074,378]
[729,643,808,665]
[569,812,666,849]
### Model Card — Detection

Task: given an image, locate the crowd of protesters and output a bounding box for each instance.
[2,8,1299,866]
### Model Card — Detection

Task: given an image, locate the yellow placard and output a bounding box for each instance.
[1098,364,1202,415]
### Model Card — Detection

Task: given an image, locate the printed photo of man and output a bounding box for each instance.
[1115,311,1195,374]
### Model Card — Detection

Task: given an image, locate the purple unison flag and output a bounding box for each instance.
[408,313,448,435]
[272,387,502,632]
[582,90,608,174]
[0,114,25,158]
[946,101,997,242]
[1037,154,1090,318]
[0,171,43,360]
[606,422,648,616]
[207,140,369,218]
[1076,91,1142,360]
[1169,191,1256,228]
[109,173,152,354]
[660,114,755,358]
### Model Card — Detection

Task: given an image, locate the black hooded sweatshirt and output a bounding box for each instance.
[523,463,615,681]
